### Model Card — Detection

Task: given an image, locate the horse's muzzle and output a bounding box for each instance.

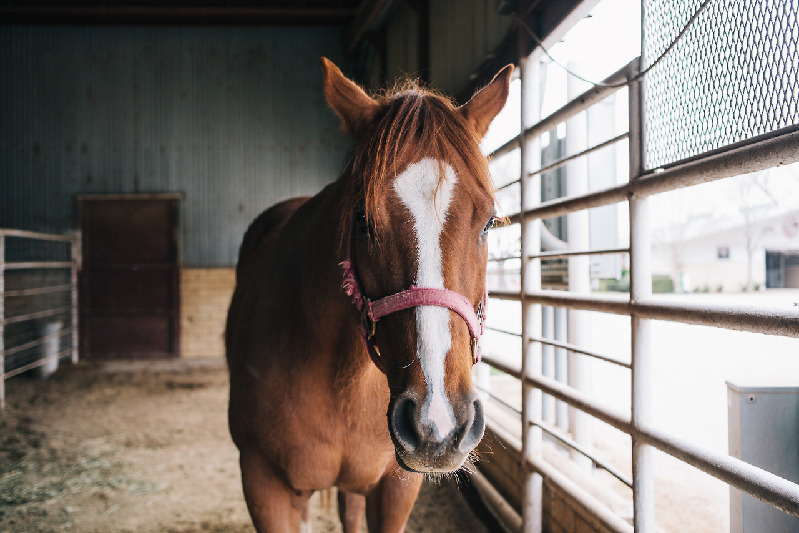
[388,390,485,473]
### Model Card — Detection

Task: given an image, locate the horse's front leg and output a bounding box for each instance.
[337,489,366,533]
[365,469,423,533]
[240,447,310,533]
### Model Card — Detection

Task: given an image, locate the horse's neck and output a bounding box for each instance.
[287,180,371,374]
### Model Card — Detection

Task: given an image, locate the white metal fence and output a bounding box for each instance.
[476,5,799,530]
[0,229,79,408]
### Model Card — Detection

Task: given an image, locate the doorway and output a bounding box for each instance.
[79,194,181,358]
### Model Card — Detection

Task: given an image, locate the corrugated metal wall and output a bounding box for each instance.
[0,26,353,267]
[379,0,512,97]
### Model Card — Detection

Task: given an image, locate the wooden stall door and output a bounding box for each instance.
[79,196,180,359]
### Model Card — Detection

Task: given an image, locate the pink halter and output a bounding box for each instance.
[340,215,486,374]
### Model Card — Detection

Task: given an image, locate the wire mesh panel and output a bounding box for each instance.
[642,0,799,170]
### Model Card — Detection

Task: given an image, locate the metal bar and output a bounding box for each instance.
[71,233,79,364]
[0,235,5,409]
[489,60,637,160]
[485,326,522,337]
[530,132,629,177]
[0,229,74,242]
[482,375,632,488]
[468,468,523,533]
[507,128,799,225]
[495,178,521,193]
[490,289,799,338]
[4,284,72,297]
[4,261,74,270]
[629,65,654,529]
[488,422,634,533]
[527,454,634,533]
[528,335,631,369]
[0,327,72,358]
[477,383,522,415]
[554,306,568,431]
[632,299,799,338]
[491,289,632,315]
[0,306,71,327]
[542,306,555,423]
[527,415,633,488]
[489,255,522,262]
[518,46,543,533]
[1,348,73,381]
[525,372,799,520]
[481,354,521,379]
[527,247,629,260]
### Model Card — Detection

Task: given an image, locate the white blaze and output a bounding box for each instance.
[393,158,457,440]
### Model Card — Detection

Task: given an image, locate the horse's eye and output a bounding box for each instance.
[482,215,498,236]
[356,211,374,238]
[481,214,508,238]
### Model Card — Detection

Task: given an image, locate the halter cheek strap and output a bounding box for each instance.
[339,218,487,374]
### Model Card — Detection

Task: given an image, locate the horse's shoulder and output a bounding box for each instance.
[237,197,310,273]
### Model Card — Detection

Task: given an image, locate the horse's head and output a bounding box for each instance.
[322,58,512,473]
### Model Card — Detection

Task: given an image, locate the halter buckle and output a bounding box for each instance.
[471,337,480,364]
[361,299,376,340]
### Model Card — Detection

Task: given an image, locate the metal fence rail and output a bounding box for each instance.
[479,15,799,529]
[0,229,80,408]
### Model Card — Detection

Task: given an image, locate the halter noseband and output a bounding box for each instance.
[340,214,486,374]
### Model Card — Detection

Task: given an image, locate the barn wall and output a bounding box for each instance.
[0,26,354,267]
[180,267,235,358]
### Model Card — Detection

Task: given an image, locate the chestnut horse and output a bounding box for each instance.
[225,58,512,533]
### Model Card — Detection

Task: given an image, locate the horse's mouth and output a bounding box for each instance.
[394,449,466,474]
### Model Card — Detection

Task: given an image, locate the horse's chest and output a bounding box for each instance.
[265,377,395,491]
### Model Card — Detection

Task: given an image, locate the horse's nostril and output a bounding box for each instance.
[457,398,485,453]
[391,397,420,452]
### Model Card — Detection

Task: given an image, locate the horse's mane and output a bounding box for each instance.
[340,80,495,238]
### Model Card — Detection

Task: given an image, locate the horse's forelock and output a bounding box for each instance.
[340,83,494,243]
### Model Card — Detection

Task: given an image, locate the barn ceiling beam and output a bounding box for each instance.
[0,5,359,26]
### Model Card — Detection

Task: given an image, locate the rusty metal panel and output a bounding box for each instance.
[0,26,352,267]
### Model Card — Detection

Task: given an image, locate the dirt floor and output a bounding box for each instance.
[0,360,491,533]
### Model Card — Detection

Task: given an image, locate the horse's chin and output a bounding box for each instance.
[394,450,466,474]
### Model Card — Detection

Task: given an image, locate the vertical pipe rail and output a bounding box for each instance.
[0,235,5,409]
[565,67,592,469]
[520,50,543,533]
[554,307,569,430]
[542,306,555,423]
[70,233,79,364]
[628,64,655,530]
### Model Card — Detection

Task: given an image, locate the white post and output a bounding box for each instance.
[629,67,655,531]
[520,51,543,533]
[565,63,592,469]
[542,305,555,423]
[554,306,569,430]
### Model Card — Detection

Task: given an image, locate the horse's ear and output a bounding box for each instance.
[321,57,380,139]
[458,64,514,139]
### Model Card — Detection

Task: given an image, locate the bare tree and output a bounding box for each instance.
[732,171,776,292]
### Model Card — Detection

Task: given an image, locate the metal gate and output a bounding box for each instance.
[477,0,799,530]
[0,229,79,408]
